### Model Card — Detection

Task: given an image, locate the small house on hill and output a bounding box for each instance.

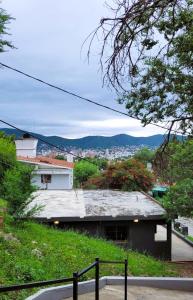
[15,134,74,190]
[30,189,171,260]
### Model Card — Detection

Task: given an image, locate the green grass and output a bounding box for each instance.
[187,236,193,242]
[0,216,177,300]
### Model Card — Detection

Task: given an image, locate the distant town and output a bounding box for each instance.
[38,144,155,160]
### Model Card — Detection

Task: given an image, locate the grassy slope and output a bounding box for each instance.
[0,217,177,300]
[188,236,193,242]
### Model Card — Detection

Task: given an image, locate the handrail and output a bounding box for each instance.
[0,258,128,300]
[78,261,97,277]
[100,260,126,264]
[0,277,74,292]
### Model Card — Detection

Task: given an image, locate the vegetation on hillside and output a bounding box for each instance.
[0,214,177,300]
[0,133,16,195]
[0,133,38,218]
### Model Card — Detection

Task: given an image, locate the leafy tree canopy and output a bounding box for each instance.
[0,6,14,52]
[74,160,99,187]
[81,157,108,170]
[162,178,193,218]
[154,138,193,218]
[91,0,193,134]
[134,147,155,165]
[154,139,193,183]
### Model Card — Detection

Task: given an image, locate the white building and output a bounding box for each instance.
[15,134,74,190]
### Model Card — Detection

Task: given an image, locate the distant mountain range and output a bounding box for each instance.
[0,128,182,149]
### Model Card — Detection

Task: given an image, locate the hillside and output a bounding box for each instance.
[0,128,182,149]
[0,216,177,300]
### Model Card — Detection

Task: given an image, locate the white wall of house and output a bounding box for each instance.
[32,173,73,190]
[31,167,73,190]
[15,136,74,190]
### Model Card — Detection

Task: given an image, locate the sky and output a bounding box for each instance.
[0,0,166,138]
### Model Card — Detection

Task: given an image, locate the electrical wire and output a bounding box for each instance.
[0,119,102,167]
[0,62,183,135]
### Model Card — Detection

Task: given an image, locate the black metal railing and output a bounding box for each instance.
[0,258,128,300]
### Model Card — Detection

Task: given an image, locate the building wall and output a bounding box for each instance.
[15,139,38,158]
[129,220,171,260]
[32,173,73,190]
[52,219,171,260]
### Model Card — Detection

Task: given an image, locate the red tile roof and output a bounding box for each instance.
[17,156,74,169]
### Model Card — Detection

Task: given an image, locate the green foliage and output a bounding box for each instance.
[85,159,154,192]
[0,134,38,219]
[74,160,99,187]
[168,139,193,182]
[0,218,176,299]
[95,0,193,133]
[0,133,16,194]
[134,147,155,165]
[0,6,14,52]
[188,236,193,242]
[83,157,108,170]
[0,198,7,209]
[162,179,193,219]
[153,138,179,183]
[154,139,193,218]
[119,0,193,133]
[153,139,193,183]
[3,163,38,218]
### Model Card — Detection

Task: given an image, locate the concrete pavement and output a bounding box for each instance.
[65,285,193,300]
[172,233,193,261]
[156,225,193,261]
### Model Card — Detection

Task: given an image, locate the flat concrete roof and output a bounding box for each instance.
[30,189,166,221]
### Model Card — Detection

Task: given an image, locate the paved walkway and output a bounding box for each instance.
[172,233,193,261]
[156,225,193,261]
[66,285,193,300]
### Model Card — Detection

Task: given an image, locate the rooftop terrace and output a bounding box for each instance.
[30,189,166,221]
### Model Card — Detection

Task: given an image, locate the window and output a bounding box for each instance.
[105,226,127,241]
[41,174,52,184]
[154,225,167,241]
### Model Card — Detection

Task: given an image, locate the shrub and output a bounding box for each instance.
[85,159,154,191]
[74,160,99,187]
[3,163,40,218]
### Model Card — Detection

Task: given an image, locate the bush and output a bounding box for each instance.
[85,159,154,191]
[3,163,39,218]
[74,160,99,187]
[162,179,193,219]
[0,134,16,194]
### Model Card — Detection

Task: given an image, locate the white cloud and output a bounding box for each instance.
[0,0,165,138]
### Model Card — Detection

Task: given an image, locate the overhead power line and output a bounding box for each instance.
[0,119,100,167]
[0,62,183,135]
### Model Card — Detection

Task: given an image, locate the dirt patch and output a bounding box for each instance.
[170,262,193,277]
